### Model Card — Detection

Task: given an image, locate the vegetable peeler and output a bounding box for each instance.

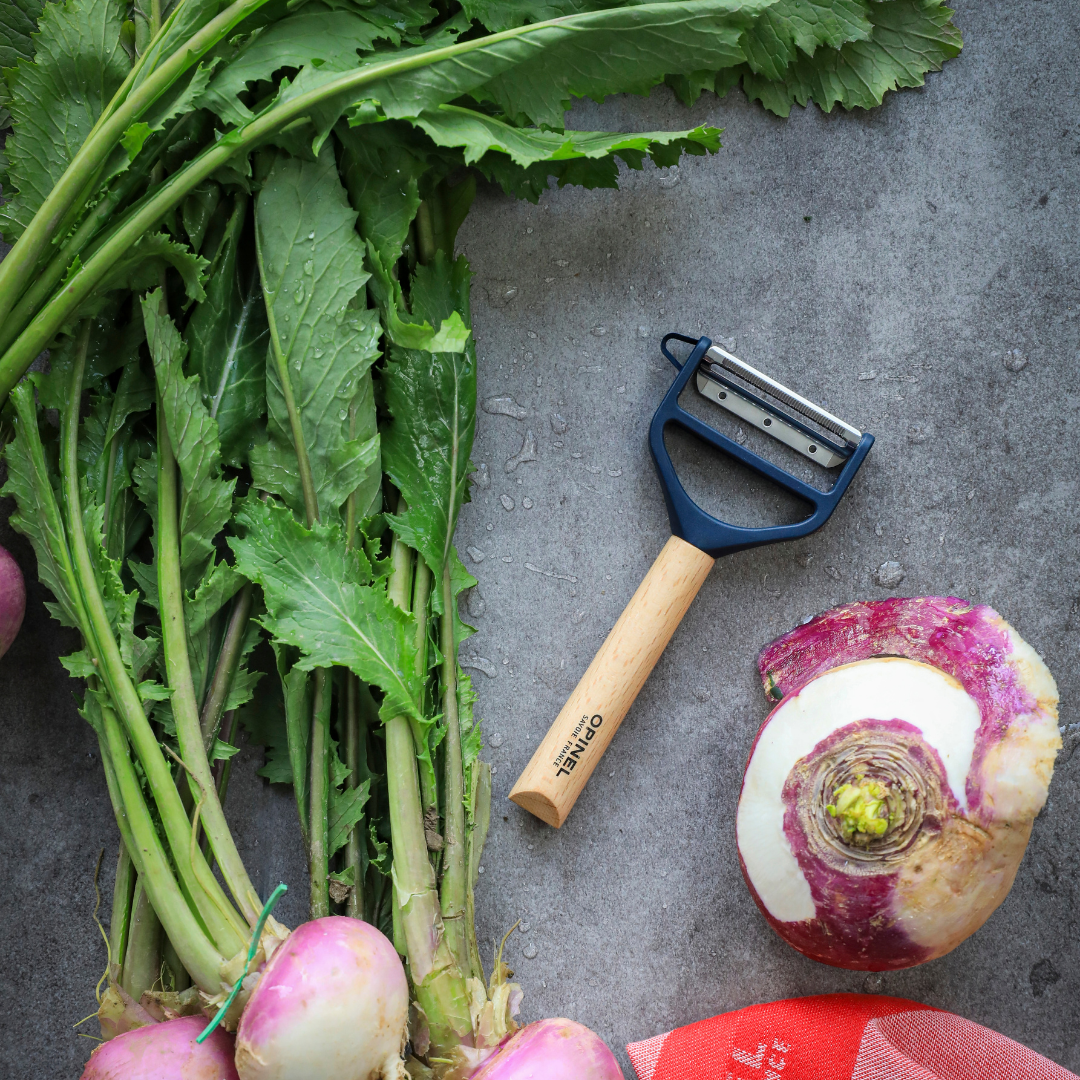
[509,334,875,827]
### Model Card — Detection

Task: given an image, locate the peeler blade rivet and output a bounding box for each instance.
[719,391,727,399]
[809,445,817,453]
[763,418,773,427]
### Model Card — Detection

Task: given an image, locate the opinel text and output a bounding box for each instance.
[553,714,603,776]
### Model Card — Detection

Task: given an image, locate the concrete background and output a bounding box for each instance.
[2,0,1078,1075]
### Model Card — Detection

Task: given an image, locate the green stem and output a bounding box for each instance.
[411,557,439,842]
[415,201,438,266]
[108,844,137,985]
[0,8,612,401]
[308,668,332,919]
[100,700,226,990]
[162,935,191,992]
[121,880,163,1001]
[384,533,471,1054]
[344,673,365,920]
[61,333,246,957]
[0,0,273,333]
[438,562,468,975]
[199,582,253,748]
[156,401,262,928]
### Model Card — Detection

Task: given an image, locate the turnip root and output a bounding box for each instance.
[739,597,1059,970]
[234,916,408,1080]
[469,1019,623,1080]
[81,1015,238,1079]
[0,543,25,658]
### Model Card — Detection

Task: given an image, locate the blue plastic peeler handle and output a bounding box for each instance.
[649,334,874,558]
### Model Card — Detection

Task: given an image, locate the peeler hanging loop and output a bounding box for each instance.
[660,332,700,371]
[648,335,874,559]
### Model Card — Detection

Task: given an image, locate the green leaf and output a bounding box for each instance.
[0,0,128,240]
[141,290,236,586]
[337,121,429,269]
[329,779,371,857]
[98,232,209,310]
[230,497,422,723]
[199,9,400,129]
[740,0,962,116]
[186,195,268,468]
[209,738,241,763]
[359,1,772,128]
[739,0,873,81]
[365,243,471,353]
[382,253,476,591]
[415,104,722,168]
[1,383,81,628]
[251,146,383,520]
[238,666,297,786]
[0,0,44,71]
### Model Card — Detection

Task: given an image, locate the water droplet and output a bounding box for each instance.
[307,231,315,240]
[522,497,533,509]
[313,348,324,358]
[461,655,497,678]
[293,285,305,304]
[522,944,537,959]
[873,561,905,588]
[478,865,485,875]
[607,468,622,478]
[591,325,607,337]
[489,732,504,748]
[571,610,586,624]
[638,326,649,338]
[303,259,314,275]
[555,259,569,267]
[505,430,537,473]
[466,587,486,617]
[824,565,841,581]
[473,463,490,490]
[283,314,290,322]
[517,918,530,931]
[500,494,515,511]
[550,412,568,435]
[466,545,486,563]
[339,409,348,420]
[483,396,527,420]
[293,360,302,371]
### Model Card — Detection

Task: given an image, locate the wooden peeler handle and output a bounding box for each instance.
[509,535,715,827]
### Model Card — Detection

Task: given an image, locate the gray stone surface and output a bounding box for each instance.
[1,0,1078,1075]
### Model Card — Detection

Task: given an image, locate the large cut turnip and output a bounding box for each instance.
[235,916,408,1080]
[81,1015,238,1079]
[738,597,1059,971]
[0,543,24,658]
[469,1018,623,1080]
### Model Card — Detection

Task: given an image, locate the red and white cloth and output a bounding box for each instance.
[627,994,1076,1080]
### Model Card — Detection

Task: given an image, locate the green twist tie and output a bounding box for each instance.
[197,882,288,1044]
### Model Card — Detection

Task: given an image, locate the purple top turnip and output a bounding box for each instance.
[738,597,1059,971]
[0,543,25,658]
[80,1015,238,1079]
[469,1018,624,1080]
[235,916,408,1080]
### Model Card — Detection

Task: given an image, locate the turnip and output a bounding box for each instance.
[0,543,25,658]
[81,1016,238,1079]
[469,1019,623,1080]
[234,917,408,1080]
[739,597,1059,970]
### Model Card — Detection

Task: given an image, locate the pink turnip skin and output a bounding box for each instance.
[469,1019,623,1080]
[81,1015,238,1079]
[741,597,1059,971]
[0,543,25,657]
[235,916,408,1080]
